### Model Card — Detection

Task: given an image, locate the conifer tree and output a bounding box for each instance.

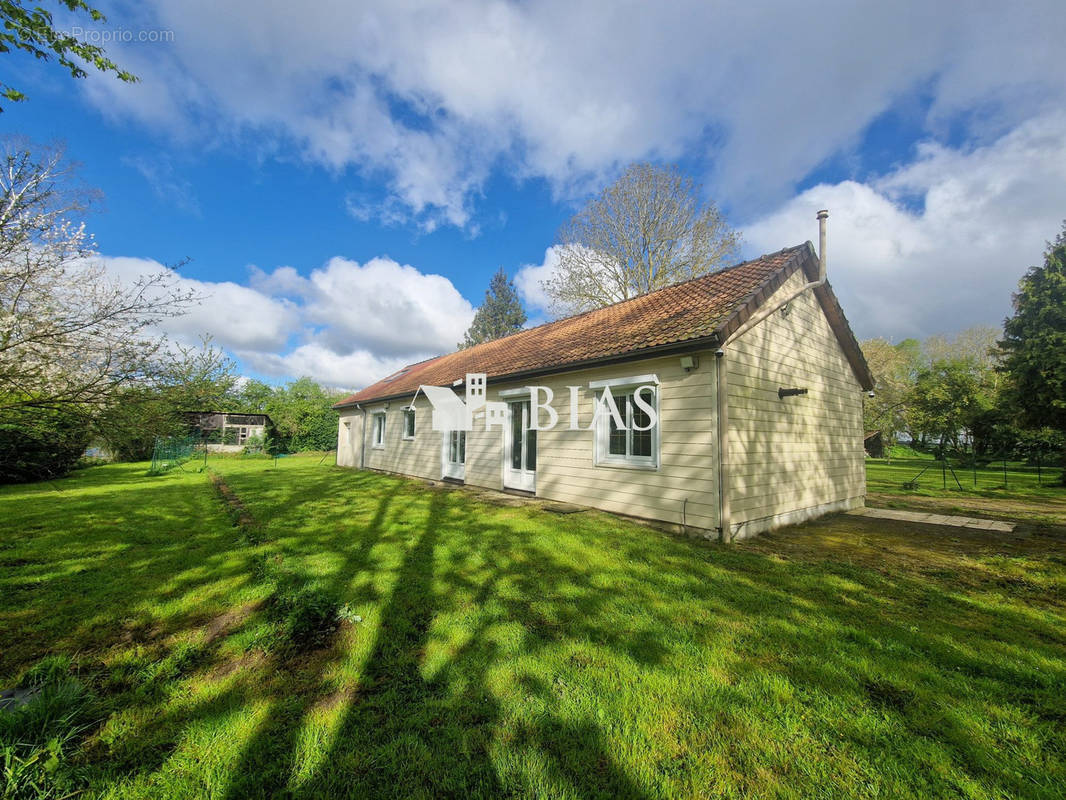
[459,268,527,348]
[999,222,1066,480]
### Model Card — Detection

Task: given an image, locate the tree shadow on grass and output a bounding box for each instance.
[163,466,1066,798]
[0,470,262,678]
[38,463,1066,799]
[284,488,651,800]
[217,484,428,799]
[85,473,402,786]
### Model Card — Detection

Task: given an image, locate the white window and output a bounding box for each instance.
[402,408,416,440]
[594,384,658,469]
[372,412,386,448]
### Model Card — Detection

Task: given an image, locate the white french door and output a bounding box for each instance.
[504,400,536,492]
[442,430,466,480]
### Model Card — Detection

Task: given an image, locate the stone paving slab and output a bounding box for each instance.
[847,507,1016,533]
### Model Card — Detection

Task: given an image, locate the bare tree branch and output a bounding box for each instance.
[543,163,740,317]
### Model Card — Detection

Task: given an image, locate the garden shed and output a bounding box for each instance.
[183,412,273,452]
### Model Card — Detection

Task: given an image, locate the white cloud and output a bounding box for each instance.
[99,256,298,352]
[236,344,412,390]
[513,246,564,319]
[742,112,1066,340]
[79,0,1066,227]
[97,254,475,389]
[251,256,475,357]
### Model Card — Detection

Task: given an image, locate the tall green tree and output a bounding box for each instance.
[998,223,1066,479]
[999,223,1066,433]
[860,336,923,445]
[1,0,137,109]
[265,377,345,452]
[459,268,526,348]
[232,379,275,413]
[907,358,991,451]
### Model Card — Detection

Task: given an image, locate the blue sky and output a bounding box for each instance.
[4,0,1065,388]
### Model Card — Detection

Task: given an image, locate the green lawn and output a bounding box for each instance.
[1,455,1065,799]
[867,450,1066,526]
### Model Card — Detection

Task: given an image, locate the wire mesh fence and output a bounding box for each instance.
[868,450,1064,492]
[148,435,201,475]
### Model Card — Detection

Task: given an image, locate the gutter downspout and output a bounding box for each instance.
[715,209,830,544]
[714,347,729,542]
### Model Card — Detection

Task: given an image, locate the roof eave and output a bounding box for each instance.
[709,243,874,391]
[331,334,725,410]
[332,241,875,408]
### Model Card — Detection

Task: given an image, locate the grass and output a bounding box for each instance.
[0,454,1064,798]
[867,448,1066,525]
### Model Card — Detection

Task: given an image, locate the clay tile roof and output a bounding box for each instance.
[334,242,872,408]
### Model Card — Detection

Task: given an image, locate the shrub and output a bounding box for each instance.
[18,656,72,688]
[0,409,91,484]
[0,657,96,799]
[242,434,265,455]
[251,556,344,651]
[270,585,342,649]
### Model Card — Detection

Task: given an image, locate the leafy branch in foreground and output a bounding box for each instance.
[0,0,138,110]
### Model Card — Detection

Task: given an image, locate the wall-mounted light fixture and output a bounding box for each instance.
[680,355,699,372]
[778,387,808,399]
[780,301,792,318]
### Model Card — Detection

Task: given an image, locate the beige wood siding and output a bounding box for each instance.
[725,270,865,529]
[337,352,720,532]
[497,354,718,531]
[336,272,864,539]
[346,398,445,481]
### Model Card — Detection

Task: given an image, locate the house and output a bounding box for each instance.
[183,412,274,452]
[333,211,874,541]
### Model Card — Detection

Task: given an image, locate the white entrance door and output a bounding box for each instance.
[442,430,466,480]
[504,400,536,492]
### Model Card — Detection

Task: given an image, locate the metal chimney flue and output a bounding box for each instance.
[816,209,828,281]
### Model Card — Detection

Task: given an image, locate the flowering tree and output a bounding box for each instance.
[0,138,197,418]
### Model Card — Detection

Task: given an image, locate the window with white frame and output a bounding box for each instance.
[594,383,658,468]
[402,408,415,440]
[371,412,386,448]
